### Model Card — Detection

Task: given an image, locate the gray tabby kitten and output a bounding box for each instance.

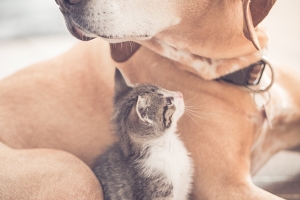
[93,69,193,200]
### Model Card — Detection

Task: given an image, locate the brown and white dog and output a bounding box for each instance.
[0,0,299,199]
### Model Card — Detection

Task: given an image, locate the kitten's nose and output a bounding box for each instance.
[177,92,183,98]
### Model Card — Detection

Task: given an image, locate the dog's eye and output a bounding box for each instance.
[166,97,173,106]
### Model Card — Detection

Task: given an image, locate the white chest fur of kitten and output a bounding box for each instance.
[140,126,194,200]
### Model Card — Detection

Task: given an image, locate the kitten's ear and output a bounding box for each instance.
[114,68,132,102]
[136,96,153,124]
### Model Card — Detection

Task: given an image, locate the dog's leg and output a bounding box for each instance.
[0,39,118,200]
[0,39,115,167]
[0,142,103,200]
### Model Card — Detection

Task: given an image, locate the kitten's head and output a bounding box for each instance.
[113,68,184,143]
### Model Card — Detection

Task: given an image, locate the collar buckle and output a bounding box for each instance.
[220,59,267,86]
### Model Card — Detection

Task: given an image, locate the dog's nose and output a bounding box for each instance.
[56,0,82,5]
[55,0,83,12]
[68,0,82,5]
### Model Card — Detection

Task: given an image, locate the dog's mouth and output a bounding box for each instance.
[60,10,152,43]
[71,25,95,41]
[68,21,96,41]
[68,23,151,43]
[63,16,127,42]
[60,10,96,41]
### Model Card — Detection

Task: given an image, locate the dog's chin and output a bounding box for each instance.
[102,36,151,44]
[70,27,151,43]
[67,23,148,43]
[62,15,152,43]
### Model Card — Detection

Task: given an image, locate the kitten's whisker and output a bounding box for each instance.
[185,99,208,106]
[185,110,210,121]
[185,107,215,120]
[185,101,209,109]
[185,96,210,107]
[184,98,196,104]
[185,105,220,122]
[177,127,183,132]
[185,110,202,117]
[184,105,208,111]
[186,91,199,103]
[198,111,220,116]
[191,91,199,101]
[185,112,206,131]
[184,107,206,114]
[145,76,154,85]
[185,106,221,116]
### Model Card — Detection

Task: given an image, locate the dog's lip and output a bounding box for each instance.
[59,6,70,15]
[67,20,95,41]
[59,9,152,42]
[59,10,95,41]
[71,25,95,41]
[60,12,152,42]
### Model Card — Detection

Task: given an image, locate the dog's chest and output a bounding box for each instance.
[141,129,193,200]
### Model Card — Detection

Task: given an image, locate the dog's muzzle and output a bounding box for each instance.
[55,0,95,41]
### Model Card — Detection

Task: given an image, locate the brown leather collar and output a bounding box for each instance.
[110,42,266,86]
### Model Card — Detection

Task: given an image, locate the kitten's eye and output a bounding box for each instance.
[166,97,174,106]
[151,89,156,93]
[158,94,163,97]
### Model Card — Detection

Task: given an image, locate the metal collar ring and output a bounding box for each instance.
[245,56,274,93]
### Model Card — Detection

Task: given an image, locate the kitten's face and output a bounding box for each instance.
[114,69,184,142]
[127,85,184,141]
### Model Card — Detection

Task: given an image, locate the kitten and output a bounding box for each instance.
[93,69,193,200]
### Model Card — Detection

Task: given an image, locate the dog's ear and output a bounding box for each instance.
[242,0,276,50]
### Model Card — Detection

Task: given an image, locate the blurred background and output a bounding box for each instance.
[0,0,299,199]
[0,0,77,79]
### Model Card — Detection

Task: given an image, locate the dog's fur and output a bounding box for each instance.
[1,0,300,199]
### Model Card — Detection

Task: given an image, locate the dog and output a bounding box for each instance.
[0,0,299,199]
